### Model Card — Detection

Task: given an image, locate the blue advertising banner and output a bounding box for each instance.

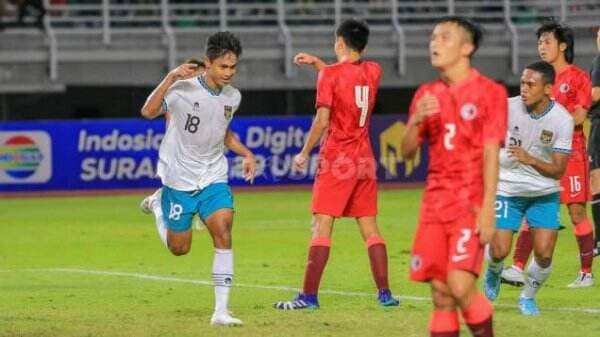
[0,116,427,192]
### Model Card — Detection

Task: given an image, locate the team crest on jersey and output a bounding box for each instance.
[224,105,233,120]
[540,129,553,144]
[460,103,478,121]
[559,83,570,93]
[193,102,200,112]
[410,255,422,271]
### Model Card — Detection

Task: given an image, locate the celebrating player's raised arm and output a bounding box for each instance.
[294,52,327,71]
[224,129,256,183]
[140,63,199,119]
[294,107,330,170]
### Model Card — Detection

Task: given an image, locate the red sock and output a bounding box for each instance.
[574,218,594,273]
[366,235,389,290]
[302,237,331,295]
[512,227,533,270]
[462,293,494,337]
[429,310,459,337]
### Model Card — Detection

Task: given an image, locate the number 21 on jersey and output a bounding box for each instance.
[355,85,369,127]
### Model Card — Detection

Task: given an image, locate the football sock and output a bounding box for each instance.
[574,218,594,273]
[151,197,168,247]
[485,246,504,273]
[213,248,233,315]
[512,228,532,271]
[429,310,459,337]
[461,293,494,337]
[521,259,551,299]
[593,194,600,247]
[302,237,331,295]
[366,235,389,290]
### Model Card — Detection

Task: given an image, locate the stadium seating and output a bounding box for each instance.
[0,0,598,92]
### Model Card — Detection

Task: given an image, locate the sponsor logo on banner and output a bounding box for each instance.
[378,121,421,178]
[0,131,52,183]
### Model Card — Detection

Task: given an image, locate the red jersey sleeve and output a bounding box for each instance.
[315,67,336,110]
[482,83,508,145]
[575,72,592,111]
[408,85,429,143]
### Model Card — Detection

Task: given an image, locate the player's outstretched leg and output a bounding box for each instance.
[140,188,168,247]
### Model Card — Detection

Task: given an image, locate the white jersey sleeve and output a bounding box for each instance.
[552,112,574,154]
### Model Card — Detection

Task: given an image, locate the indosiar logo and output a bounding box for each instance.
[379,121,421,178]
[0,131,52,183]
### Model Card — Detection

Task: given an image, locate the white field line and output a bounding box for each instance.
[3,267,600,314]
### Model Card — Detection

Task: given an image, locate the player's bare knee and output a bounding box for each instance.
[168,242,191,256]
[448,282,472,302]
[568,205,586,224]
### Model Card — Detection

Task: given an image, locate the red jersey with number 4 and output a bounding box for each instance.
[552,64,592,157]
[410,69,508,224]
[316,60,381,160]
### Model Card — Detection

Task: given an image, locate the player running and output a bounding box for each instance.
[502,22,594,289]
[139,32,256,326]
[402,16,507,337]
[483,61,573,316]
[273,18,400,310]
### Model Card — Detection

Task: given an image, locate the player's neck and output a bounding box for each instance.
[439,61,472,86]
[528,98,552,116]
[202,74,223,93]
[552,57,569,73]
[338,52,361,64]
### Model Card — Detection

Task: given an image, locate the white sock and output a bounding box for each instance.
[485,244,504,273]
[521,259,552,299]
[213,249,233,315]
[151,194,168,248]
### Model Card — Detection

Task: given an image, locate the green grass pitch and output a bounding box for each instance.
[1,189,599,337]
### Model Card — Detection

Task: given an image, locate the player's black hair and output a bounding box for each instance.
[184,58,205,69]
[435,16,483,57]
[335,19,369,52]
[525,61,556,85]
[205,31,242,61]
[536,21,574,64]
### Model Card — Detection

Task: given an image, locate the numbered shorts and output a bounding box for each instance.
[410,212,484,283]
[559,158,590,204]
[161,183,234,232]
[589,120,600,170]
[495,193,560,232]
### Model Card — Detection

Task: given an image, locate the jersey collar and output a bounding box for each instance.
[198,76,222,96]
[527,100,554,120]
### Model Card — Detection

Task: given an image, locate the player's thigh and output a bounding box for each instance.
[430,279,457,310]
[311,214,335,238]
[560,158,589,204]
[446,214,485,278]
[343,178,377,218]
[410,223,448,283]
[490,229,514,260]
[204,208,234,238]
[524,193,561,231]
[530,228,558,263]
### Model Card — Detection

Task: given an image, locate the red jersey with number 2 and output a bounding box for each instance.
[316,60,381,160]
[410,69,508,224]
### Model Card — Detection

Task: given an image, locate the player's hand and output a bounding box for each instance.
[168,63,198,81]
[293,152,309,171]
[475,206,496,245]
[242,154,257,184]
[411,92,440,125]
[293,52,318,66]
[507,145,534,166]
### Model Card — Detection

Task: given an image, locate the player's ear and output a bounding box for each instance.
[543,83,553,96]
[461,41,475,58]
[559,41,567,53]
[203,56,211,69]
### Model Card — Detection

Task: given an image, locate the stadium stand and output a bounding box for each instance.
[0,0,598,93]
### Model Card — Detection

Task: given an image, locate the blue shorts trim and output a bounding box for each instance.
[495,193,560,231]
[160,183,234,232]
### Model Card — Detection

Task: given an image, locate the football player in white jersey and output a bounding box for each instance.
[483,61,574,316]
[139,32,256,327]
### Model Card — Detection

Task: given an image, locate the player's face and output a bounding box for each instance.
[537,32,564,64]
[204,52,238,88]
[520,69,551,108]
[429,22,473,69]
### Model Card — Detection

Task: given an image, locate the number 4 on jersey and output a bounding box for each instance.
[355,85,369,127]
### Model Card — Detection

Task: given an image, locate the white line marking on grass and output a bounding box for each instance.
[5,268,600,314]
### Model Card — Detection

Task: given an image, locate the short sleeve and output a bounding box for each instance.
[483,83,508,145]
[553,114,574,154]
[575,72,592,110]
[163,81,183,114]
[315,67,335,110]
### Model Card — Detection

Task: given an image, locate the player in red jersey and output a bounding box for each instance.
[273,18,400,310]
[502,22,594,289]
[402,17,507,337]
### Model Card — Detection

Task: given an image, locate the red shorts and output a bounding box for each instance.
[410,212,485,283]
[560,157,590,204]
[311,155,377,217]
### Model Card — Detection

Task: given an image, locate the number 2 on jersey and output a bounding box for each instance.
[444,123,456,150]
[355,85,369,127]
